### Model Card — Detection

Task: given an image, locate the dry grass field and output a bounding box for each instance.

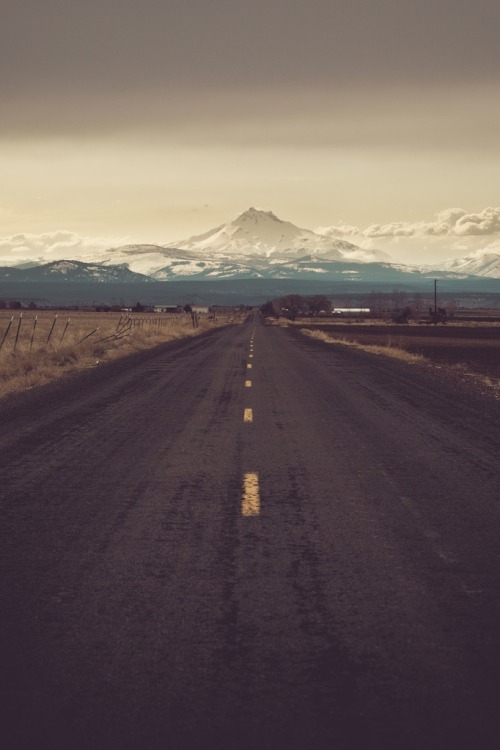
[0,309,238,399]
[297,321,500,384]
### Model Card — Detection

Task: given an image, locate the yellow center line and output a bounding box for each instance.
[247,363,252,369]
[249,353,254,358]
[245,380,252,387]
[244,408,253,422]
[242,472,260,516]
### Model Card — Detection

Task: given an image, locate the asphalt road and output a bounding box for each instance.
[1,315,500,750]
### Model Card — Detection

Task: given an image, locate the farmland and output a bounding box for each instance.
[0,309,238,399]
[295,321,500,383]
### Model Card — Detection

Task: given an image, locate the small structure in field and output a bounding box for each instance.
[191,305,210,315]
[154,305,182,313]
[333,308,371,315]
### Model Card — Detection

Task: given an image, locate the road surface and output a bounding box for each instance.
[1,315,500,749]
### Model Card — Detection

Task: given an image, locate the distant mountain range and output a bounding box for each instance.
[434,252,500,279]
[0,260,153,284]
[1,208,500,287]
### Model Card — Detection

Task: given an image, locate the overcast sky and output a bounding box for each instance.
[1,0,500,264]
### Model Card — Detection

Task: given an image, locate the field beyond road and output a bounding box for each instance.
[293,321,500,397]
[1,315,500,749]
[0,309,238,399]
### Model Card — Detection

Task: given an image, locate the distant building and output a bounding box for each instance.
[333,308,371,315]
[154,305,182,313]
[191,305,210,315]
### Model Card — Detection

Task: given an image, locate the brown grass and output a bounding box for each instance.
[0,310,239,399]
[299,325,500,399]
[300,329,425,364]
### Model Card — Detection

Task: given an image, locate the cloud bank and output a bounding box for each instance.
[2,209,500,269]
[317,207,500,240]
[0,231,129,264]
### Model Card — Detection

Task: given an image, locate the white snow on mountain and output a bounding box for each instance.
[171,207,392,263]
[3,208,500,282]
[97,244,198,276]
[152,258,265,280]
[118,208,394,279]
[434,249,500,279]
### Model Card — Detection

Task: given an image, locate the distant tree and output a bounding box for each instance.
[0,299,6,309]
[132,301,145,312]
[412,292,423,322]
[280,294,305,321]
[368,291,386,318]
[8,300,22,310]
[260,300,276,317]
[184,304,193,313]
[391,289,407,312]
[392,305,412,324]
[306,295,332,317]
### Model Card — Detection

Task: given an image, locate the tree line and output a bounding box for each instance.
[260,295,332,321]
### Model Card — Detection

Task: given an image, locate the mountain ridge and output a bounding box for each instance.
[2,208,500,282]
[171,207,392,263]
[434,251,500,279]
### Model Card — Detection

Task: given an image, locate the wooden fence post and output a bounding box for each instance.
[30,315,38,350]
[47,314,58,344]
[60,318,70,343]
[0,316,14,351]
[13,313,23,352]
[77,327,100,346]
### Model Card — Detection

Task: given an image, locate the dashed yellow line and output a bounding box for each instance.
[244,408,253,423]
[247,363,252,369]
[245,380,252,387]
[242,472,260,516]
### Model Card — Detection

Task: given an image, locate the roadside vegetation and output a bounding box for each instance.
[261,293,500,397]
[300,328,425,365]
[298,326,500,399]
[0,309,239,399]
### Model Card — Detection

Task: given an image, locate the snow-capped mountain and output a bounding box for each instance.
[171,207,391,263]
[151,259,266,281]
[97,245,197,276]
[2,209,500,289]
[0,260,154,283]
[98,208,393,279]
[434,252,500,279]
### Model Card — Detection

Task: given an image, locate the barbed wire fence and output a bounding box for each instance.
[0,312,198,354]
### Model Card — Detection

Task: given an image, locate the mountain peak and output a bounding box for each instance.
[171,208,391,264]
[235,207,281,223]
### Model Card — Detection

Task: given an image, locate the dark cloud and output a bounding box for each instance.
[2,82,499,159]
[2,0,500,98]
